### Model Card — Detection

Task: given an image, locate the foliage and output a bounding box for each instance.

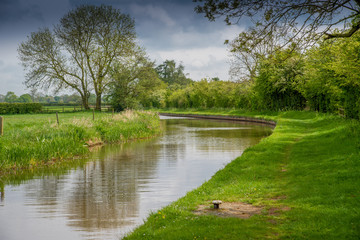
[0,103,42,114]
[194,0,360,48]
[1,92,34,103]
[253,49,306,111]
[4,92,18,103]
[107,49,166,111]
[141,89,168,109]
[165,79,248,109]
[155,33,359,119]
[156,60,193,87]
[163,52,307,111]
[228,28,281,82]
[18,94,33,103]
[18,5,137,110]
[300,32,360,118]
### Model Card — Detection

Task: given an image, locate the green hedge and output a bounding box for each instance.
[0,103,43,114]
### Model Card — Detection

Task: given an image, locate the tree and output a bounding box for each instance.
[228,29,281,82]
[195,0,360,49]
[300,32,360,118]
[107,48,164,111]
[18,94,33,103]
[29,88,38,102]
[156,60,193,87]
[18,5,136,110]
[253,49,306,110]
[4,92,18,103]
[54,96,62,103]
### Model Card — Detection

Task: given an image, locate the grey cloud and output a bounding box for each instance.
[0,0,241,95]
[0,0,43,25]
[130,4,176,27]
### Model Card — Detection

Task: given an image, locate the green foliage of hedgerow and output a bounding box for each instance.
[0,103,42,114]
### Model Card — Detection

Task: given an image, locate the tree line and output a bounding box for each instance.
[17,3,360,119]
[189,0,360,119]
[0,91,95,105]
[6,58,191,106]
[18,5,193,111]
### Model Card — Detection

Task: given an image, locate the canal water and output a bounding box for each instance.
[0,116,272,240]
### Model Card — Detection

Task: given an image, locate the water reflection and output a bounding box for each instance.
[0,117,272,240]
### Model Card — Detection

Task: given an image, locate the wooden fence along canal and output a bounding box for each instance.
[41,105,114,113]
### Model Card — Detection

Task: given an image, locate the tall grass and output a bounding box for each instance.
[0,110,160,171]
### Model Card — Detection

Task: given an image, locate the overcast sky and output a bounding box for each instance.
[0,0,245,96]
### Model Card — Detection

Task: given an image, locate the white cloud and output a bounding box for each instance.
[130,4,176,27]
[0,39,33,95]
[150,47,230,80]
[143,24,245,81]
[0,64,27,95]
[168,24,244,48]
[157,47,226,67]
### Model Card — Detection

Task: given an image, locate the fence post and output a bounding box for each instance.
[93,109,95,121]
[112,108,114,117]
[0,116,3,136]
[56,112,59,125]
[63,107,65,113]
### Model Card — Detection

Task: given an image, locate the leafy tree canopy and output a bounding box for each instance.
[4,92,18,103]
[18,5,136,110]
[194,0,360,49]
[18,94,33,103]
[156,60,193,87]
[107,48,164,111]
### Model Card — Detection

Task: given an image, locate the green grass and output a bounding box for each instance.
[42,105,112,112]
[124,109,360,239]
[0,110,161,175]
[42,105,83,112]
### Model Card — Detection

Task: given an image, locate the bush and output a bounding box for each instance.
[253,49,306,111]
[0,103,42,114]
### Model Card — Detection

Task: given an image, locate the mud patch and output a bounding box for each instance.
[270,195,287,201]
[193,202,262,219]
[268,206,291,216]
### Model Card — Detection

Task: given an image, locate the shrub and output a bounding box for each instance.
[0,103,42,114]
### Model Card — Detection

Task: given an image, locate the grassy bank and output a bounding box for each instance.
[0,110,161,175]
[125,109,360,239]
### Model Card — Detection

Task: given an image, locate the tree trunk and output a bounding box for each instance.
[95,94,102,111]
[82,96,90,110]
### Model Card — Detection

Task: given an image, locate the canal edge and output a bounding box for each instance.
[158,112,277,127]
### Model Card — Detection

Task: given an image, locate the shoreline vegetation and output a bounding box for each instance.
[124,108,360,239]
[0,110,161,179]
